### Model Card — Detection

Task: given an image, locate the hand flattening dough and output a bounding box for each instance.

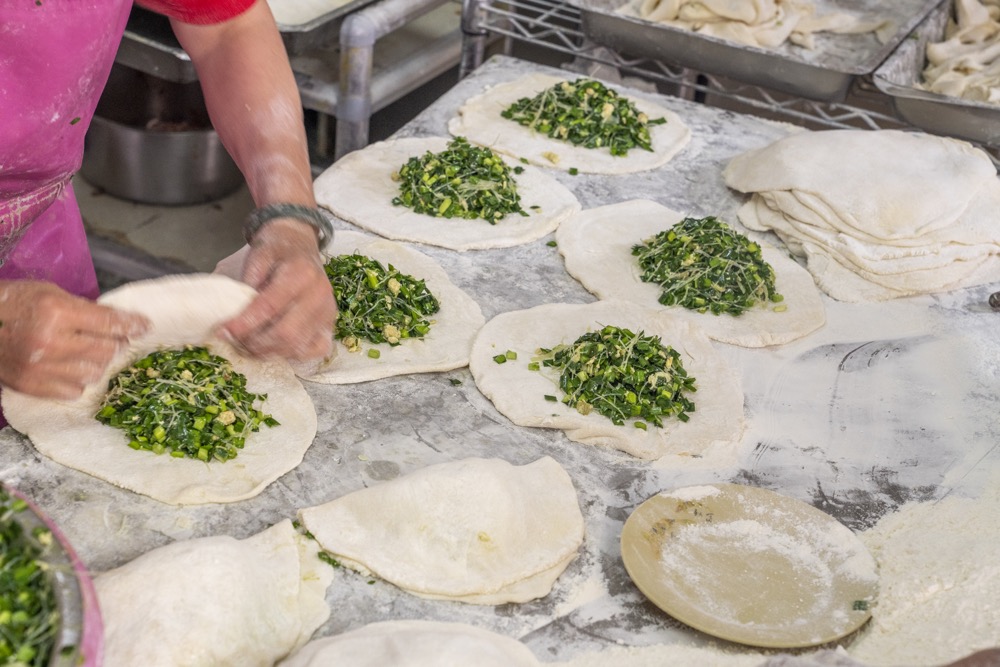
[0,274,318,505]
[278,620,541,667]
[313,136,580,250]
[555,199,825,347]
[297,456,585,604]
[304,230,486,384]
[447,72,692,174]
[469,301,745,460]
[96,519,334,667]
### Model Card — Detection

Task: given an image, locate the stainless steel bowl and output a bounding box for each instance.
[0,485,103,666]
[80,65,244,205]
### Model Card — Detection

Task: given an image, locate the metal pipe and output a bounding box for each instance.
[459,0,489,79]
[336,0,453,159]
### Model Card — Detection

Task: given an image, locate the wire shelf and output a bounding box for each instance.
[464,0,911,132]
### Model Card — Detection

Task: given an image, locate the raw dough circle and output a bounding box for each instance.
[556,199,826,347]
[448,72,692,174]
[1,274,318,505]
[305,230,486,384]
[313,136,580,250]
[278,619,540,667]
[469,300,744,460]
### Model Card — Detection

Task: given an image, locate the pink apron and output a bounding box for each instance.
[0,0,132,435]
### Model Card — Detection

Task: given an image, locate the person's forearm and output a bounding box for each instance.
[170,0,315,210]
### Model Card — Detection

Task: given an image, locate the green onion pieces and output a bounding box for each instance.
[325,253,440,353]
[631,216,784,316]
[95,345,279,463]
[0,487,59,667]
[391,137,527,223]
[500,78,666,156]
[539,325,696,427]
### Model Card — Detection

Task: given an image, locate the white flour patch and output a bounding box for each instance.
[846,475,1000,665]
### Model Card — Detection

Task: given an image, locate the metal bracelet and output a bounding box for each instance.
[243,203,333,249]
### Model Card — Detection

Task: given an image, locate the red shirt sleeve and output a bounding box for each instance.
[135,0,257,25]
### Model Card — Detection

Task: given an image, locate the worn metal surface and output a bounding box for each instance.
[571,0,941,101]
[1,56,998,663]
[873,0,1000,147]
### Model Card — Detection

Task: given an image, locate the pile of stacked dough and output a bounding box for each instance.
[922,0,1000,103]
[723,129,1000,302]
[623,0,890,49]
[298,457,585,604]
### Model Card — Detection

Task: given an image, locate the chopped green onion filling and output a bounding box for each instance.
[95,345,278,463]
[325,253,440,352]
[500,78,666,156]
[631,216,783,316]
[391,137,527,223]
[539,325,696,426]
[0,487,59,667]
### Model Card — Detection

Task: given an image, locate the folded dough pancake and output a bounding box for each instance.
[97,519,333,667]
[298,456,584,605]
[278,620,540,667]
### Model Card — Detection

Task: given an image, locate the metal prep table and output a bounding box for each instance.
[4,54,999,663]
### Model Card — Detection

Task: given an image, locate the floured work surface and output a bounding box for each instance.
[0,56,998,665]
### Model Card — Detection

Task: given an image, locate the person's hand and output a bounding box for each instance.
[0,281,150,399]
[219,218,336,362]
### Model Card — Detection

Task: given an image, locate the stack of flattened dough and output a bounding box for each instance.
[724,129,1000,302]
[97,520,333,667]
[298,457,585,605]
[620,0,891,49]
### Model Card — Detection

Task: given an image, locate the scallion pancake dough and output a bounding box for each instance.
[469,301,744,460]
[305,230,486,384]
[297,456,585,605]
[313,136,581,250]
[97,519,333,667]
[447,72,692,174]
[724,130,1000,301]
[555,199,825,347]
[0,274,318,505]
[279,620,541,667]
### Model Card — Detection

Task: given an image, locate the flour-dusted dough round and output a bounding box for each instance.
[723,129,1000,301]
[723,129,999,245]
[305,230,485,384]
[297,456,585,604]
[97,519,334,667]
[1,274,318,505]
[469,301,744,460]
[313,136,580,250]
[279,620,541,667]
[556,199,825,347]
[447,72,692,174]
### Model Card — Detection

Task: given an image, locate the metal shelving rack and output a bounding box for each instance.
[459,0,912,132]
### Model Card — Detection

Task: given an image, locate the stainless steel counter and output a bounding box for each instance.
[3,55,998,663]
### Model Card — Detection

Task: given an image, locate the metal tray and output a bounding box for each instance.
[873,1,1000,147]
[271,0,380,54]
[569,0,942,102]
